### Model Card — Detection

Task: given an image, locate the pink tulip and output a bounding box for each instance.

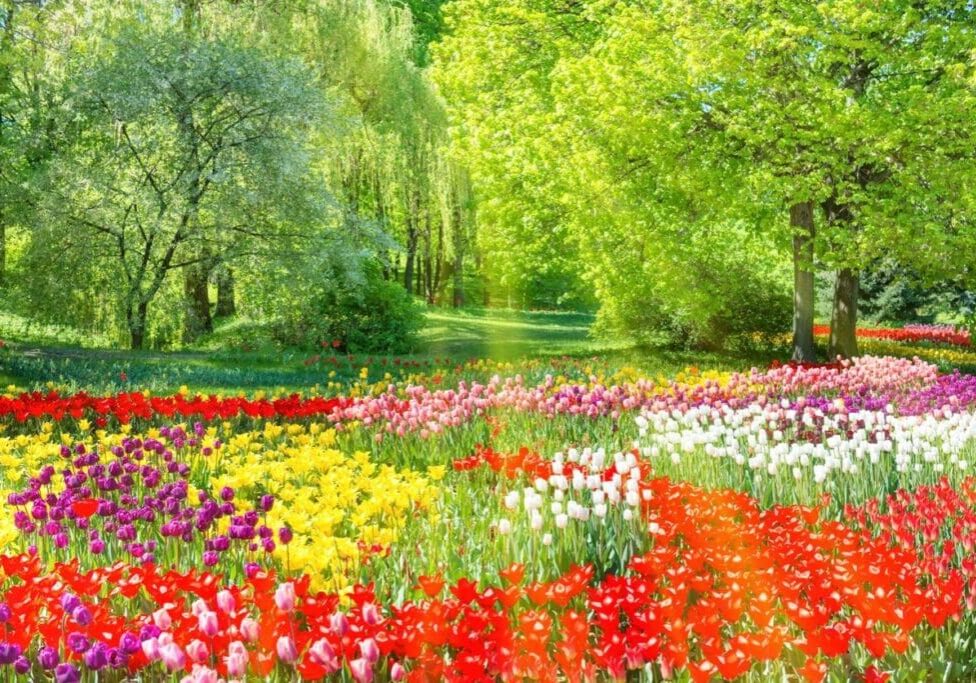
[182,665,219,683]
[274,582,296,612]
[359,638,380,663]
[225,650,248,677]
[160,642,186,671]
[186,639,209,663]
[141,637,160,661]
[216,590,236,615]
[309,639,339,672]
[362,603,381,625]
[240,617,259,643]
[330,611,349,636]
[191,598,209,617]
[390,662,406,681]
[152,608,172,630]
[198,610,219,638]
[350,658,374,683]
[276,636,298,664]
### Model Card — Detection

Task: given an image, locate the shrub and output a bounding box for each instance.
[270,264,423,353]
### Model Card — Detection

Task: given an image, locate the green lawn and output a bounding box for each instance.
[0,307,777,393]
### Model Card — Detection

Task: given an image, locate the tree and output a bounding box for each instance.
[0,0,73,288]
[436,0,976,353]
[34,23,330,348]
[433,0,598,313]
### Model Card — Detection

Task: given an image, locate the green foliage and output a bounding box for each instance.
[268,264,423,354]
[860,259,976,326]
[434,0,976,350]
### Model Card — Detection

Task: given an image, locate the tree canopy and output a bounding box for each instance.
[0,0,974,353]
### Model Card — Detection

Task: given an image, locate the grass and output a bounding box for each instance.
[0,307,778,394]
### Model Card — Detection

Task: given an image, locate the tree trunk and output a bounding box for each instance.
[404,223,417,295]
[790,202,816,362]
[450,183,466,308]
[415,256,423,299]
[0,210,6,287]
[422,204,434,305]
[182,263,213,342]
[424,247,434,305]
[128,300,149,350]
[215,266,236,317]
[829,268,859,358]
[403,247,415,295]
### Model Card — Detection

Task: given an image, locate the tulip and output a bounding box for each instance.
[141,637,160,661]
[160,642,186,671]
[309,639,339,671]
[362,602,381,625]
[274,582,296,612]
[216,589,236,614]
[225,651,248,677]
[54,664,80,683]
[350,658,374,683]
[71,605,92,626]
[330,611,349,636]
[152,607,172,630]
[66,633,89,654]
[198,610,219,638]
[239,617,260,642]
[276,636,298,664]
[83,643,108,671]
[0,643,21,665]
[186,639,209,663]
[38,646,59,670]
[180,665,219,683]
[13,657,30,675]
[359,638,380,663]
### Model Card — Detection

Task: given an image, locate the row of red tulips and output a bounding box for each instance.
[0,392,348,424]
[1,468,974,681]
[813,324,970,348]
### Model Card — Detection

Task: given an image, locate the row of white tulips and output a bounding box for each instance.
[491,405,976,539]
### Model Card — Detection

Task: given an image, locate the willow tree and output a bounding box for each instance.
[252,0,469,303]
[34,23,329,348]
[433,0,598,311]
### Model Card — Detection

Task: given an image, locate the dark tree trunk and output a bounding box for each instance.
[404,220,418,295]
[403,246,415,294]
[451,193,465,308]
[790,202,816,362]
[432,211,446,304]
[128,300,149,350]
[0,211,6,286]
[422,206,435,305]
[183,263,213,342]
[415,256,423,299]
[829,268,859,358]
[215,266,236,317]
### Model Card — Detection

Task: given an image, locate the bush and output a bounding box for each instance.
[592,248,791,352]
[270,265,423,354]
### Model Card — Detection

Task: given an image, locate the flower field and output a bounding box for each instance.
[2,334,976,681]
